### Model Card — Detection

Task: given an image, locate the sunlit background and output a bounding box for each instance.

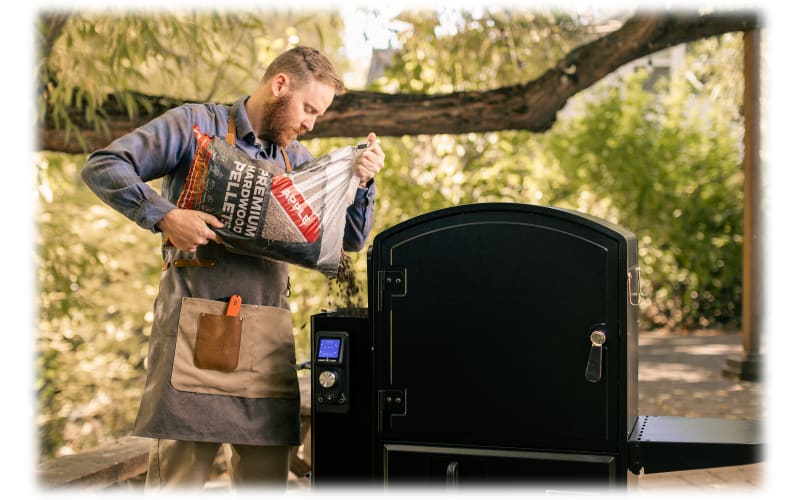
[7,0,799,494]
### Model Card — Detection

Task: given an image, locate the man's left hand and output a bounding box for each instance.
[355,132,385,188]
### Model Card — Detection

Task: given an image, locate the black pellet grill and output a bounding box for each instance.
[310,203,761,491]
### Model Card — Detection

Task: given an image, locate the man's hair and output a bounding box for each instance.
[261,46,345,94]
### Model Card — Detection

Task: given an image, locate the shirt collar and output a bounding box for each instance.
[231,97,255,144]
[232,96,279,157]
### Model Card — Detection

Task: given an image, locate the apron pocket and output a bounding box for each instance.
[194,313,242,372]
[171,297,299,399]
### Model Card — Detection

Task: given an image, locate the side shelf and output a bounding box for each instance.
[628,416,763,474]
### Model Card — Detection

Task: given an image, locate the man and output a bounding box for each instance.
[81,46,384,489]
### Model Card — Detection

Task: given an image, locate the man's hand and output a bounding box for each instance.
[157,208,224,253]
[354,132,385,188]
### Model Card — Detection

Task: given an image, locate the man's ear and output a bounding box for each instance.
[271,73,290,96]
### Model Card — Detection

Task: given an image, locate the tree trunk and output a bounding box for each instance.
[38,11,759,154]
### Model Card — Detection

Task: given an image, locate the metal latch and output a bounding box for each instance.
[628,266,642,306]
[584,330,606,383]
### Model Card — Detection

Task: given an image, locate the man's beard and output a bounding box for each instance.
[258,93,304,147]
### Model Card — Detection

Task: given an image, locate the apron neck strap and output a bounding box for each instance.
[281,148,292,173]
[226,112,236,146]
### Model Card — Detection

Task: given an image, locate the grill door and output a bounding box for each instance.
[371,204,631,452]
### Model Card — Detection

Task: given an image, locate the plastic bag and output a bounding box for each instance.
[177,125,361,276]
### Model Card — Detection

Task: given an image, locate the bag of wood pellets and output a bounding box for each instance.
[177,125,361,276]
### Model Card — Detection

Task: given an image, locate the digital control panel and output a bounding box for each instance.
[313,331,349,413]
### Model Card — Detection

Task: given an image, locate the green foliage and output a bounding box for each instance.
[36,152,161,457]
[540,44,744,329]
[379,8,596,92]
[374,11,745,329]
[39,9,347,150]
[369,8,595,217]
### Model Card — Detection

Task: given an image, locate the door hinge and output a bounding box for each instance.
[377,269,406,311]
[378,389,406,432]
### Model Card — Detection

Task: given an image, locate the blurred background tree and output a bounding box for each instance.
[375,9,744,329]
[542,57,744,330]
[35,7,746,459]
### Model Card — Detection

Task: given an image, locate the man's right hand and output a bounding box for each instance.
[156,209,224,253]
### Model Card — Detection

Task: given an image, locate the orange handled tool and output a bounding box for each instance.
[226,294,242,316]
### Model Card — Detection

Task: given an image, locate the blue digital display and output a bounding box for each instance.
[317,338,341,360]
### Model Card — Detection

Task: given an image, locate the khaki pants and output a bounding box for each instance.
[144,438,290,489]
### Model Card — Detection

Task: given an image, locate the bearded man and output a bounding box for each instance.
[81,46,384,489]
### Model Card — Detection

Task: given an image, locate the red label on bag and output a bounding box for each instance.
[177,125,213,210]
[271,175,320,242]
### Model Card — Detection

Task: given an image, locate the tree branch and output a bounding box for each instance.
[37,10,759,154]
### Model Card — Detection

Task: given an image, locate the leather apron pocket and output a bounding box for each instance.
[171,297,299,399]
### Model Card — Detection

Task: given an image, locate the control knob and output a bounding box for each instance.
[319,370,337,388]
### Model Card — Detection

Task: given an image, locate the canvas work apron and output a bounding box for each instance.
[131,113,301,446]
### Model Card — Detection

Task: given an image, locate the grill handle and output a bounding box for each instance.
[584,330,606,382]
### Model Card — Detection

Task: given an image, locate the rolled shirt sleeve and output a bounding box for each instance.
[81,106,197,231]
[343,180,377,252]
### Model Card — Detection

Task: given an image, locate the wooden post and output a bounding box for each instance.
[723,29,763,381]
